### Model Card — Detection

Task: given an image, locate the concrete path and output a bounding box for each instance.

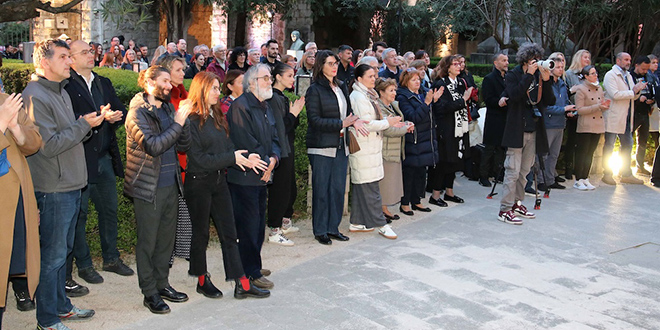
[118,177,660,330]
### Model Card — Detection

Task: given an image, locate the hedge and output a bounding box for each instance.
[0,63,309,258]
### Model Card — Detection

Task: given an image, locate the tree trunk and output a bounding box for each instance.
[234,11,246,47]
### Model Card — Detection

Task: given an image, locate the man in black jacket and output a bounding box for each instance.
[124,65,191,314]
[498,43,555,225]
[630,55,655,175]
[480,52,509,187]
[227,63,281,290]
[64,41,134,291]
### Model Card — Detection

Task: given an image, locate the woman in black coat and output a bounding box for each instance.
[396,68,441,216]
[428,55,473,207]
[184,72,269,299]
[305,50,367,245]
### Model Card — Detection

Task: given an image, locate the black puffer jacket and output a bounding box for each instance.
[305,77,353,149]
[124,92,191,203]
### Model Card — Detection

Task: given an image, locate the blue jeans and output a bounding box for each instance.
[308,149,348,237]
[67,155,120,277]
[603,118,633,177]
[35,190,81,327]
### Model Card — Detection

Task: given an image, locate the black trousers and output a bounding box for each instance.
[652,142,660,183]
[267,155,296,228]
[428,162,456,191]
[564,118,578,176]
[633,112,650,168]
[402,165,426,205]
[229,184,267,280]
[480,144,506,179]
[134,185,178,296]
[575,133,602,180]
[185,171,243,280]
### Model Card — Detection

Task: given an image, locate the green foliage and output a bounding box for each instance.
[0,62,33,93]
[284,90,310,217]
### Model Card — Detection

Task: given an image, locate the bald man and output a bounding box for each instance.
[64,41,133,292]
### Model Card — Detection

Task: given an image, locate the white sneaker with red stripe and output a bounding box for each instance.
[512,201,535,219]
[498,210,523,225]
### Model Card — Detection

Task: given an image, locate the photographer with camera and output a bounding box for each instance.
[497,43,555,225]
[630,55,655,175]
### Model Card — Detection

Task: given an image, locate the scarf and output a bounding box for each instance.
[353,81,382,120]
[445,77,469,138]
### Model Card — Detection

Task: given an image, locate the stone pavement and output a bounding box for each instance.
[120,177,660,330]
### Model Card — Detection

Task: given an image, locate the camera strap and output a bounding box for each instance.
[526,75,543,106]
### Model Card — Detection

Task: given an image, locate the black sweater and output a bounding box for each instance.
[187,114,236,174]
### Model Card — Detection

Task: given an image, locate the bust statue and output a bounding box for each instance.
[290,31,305,51]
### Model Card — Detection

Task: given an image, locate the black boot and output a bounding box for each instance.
[143,294,170,314]
[234,278,270,299]
[196,273,223,299]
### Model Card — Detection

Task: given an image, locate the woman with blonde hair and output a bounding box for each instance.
[183,71,269,299]
[564,49,592,179]
[296,50,315,76]
[150,45,167,67]
[121,49,137,70]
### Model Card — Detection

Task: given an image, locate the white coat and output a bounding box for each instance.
[348,82,391,184]
[602,65,640,134]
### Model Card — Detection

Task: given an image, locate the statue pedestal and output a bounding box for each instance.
[287,50,304,61]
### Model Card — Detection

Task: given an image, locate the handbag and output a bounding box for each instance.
[348,130,361,154]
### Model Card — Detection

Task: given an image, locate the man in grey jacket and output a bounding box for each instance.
[25,39,102,330]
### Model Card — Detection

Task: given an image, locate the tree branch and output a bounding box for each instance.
[35,0,83,14]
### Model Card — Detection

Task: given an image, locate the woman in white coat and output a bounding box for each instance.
[348,64,404,239]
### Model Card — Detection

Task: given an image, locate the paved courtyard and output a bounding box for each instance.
[118,176,660,330]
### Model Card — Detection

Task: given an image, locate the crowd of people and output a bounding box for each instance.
[1,33,659,330]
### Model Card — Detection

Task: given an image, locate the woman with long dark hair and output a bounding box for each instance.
[266,64,305,245]
[428,55,472,207]
[220,70,245,114]
[347,65,403,239]
[306,50,367,245]
[185,53,206,79]
[183,71,270,300]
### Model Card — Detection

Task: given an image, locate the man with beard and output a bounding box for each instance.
[226,64,281,290]
[260,39,281,70]
[124,65,191,314]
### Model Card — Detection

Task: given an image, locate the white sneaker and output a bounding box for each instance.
[378,225,397,239]
[583,178,596,190]
[268,231,294,246]
[349,224,374,232]
[281,218,299,234]
[573,179,588,191]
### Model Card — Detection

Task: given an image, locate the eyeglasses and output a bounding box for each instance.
[71,49,92,56]
[255,75,272,82]
[325,61,339,67]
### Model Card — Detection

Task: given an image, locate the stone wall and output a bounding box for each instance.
[284,2,314,50]
[32,0,82,42]
[186,2,213,50]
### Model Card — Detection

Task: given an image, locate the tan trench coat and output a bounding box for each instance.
[0,95,42,308]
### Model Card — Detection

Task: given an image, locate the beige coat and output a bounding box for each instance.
[602,66,639,134]
[379,99,407,163]
[574,82,607,134]
[0,96,42,308]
